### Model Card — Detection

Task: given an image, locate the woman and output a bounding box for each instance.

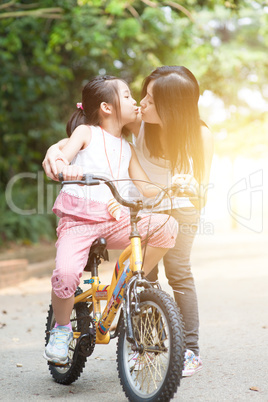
[42,65,214,376]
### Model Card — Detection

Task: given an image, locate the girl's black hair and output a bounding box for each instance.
[141,66,205,182]
[66,75,123,137]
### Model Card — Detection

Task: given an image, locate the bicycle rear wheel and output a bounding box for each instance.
[117,288,185,402]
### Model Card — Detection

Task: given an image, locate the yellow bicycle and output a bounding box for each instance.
[45,174,185,401]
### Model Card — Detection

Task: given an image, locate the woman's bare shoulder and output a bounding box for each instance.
[201,124,213,143]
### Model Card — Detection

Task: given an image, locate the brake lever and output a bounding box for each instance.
[171,184,197,198]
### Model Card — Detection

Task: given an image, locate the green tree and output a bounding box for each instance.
[0,0,267,244]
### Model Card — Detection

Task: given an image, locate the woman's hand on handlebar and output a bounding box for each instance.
[42,144,69,181]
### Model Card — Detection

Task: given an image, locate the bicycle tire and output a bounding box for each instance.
[117,288,185,402]
[44,287,89,385]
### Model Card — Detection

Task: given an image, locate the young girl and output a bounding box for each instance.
[43,75,178,364]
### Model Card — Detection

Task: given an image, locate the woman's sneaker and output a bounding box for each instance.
[43,325,73,364]
[182,349,203,377]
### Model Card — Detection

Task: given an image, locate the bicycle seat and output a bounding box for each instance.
[84,237,109,272]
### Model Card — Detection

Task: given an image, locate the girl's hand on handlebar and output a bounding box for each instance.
[60,165,84,181]
[171,174,199,196]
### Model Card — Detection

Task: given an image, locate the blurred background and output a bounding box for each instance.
[0,0,267,264]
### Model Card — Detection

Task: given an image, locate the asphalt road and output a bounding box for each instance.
[0,230,267,401]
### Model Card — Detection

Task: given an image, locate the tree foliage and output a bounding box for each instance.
[0,0,267,244]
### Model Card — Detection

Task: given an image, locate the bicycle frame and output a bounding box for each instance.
[58,173,187,348]
[73,206,145,345]
[46,174,187,399]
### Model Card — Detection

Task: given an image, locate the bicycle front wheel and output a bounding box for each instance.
[117,288,185,402]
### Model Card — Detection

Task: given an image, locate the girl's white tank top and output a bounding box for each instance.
[61,125,132,204]
[131,122,193,210]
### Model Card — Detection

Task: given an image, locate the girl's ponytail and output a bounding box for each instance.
[66,109,86,137]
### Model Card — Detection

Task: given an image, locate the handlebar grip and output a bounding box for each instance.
[58,173,86,182]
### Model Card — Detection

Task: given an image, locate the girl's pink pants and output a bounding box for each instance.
[52,209,178,298]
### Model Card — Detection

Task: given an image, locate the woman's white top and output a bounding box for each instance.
[61,125,132,203]
[131,122,193,211]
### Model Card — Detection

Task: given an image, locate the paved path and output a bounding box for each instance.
[0,230,267,401]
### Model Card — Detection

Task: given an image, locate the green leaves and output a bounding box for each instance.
[1,0,268,244]
[105,0,126,16]
[117,18,141,39]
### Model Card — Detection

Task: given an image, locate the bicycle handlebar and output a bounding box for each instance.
[58,173,196,211]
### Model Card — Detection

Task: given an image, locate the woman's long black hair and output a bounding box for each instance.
[141,66,205,183]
